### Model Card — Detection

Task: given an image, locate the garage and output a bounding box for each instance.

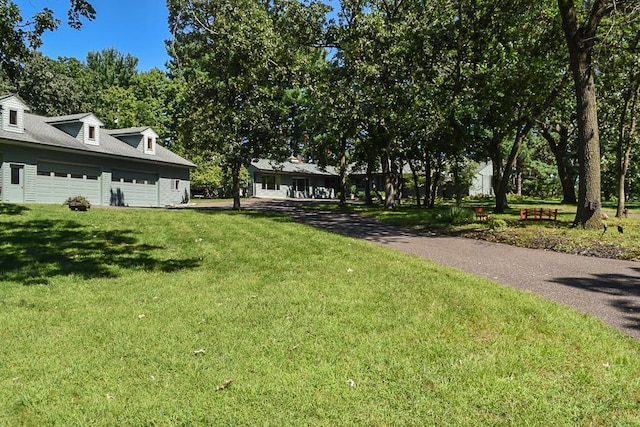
[110,169,159,207]
[36,161,101,204]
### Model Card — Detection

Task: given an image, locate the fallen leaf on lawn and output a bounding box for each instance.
[138,314,146,319]
[217,379,233,391]
[347,268,354,273]
[347,379,356,387]
[193,349,206,356]
[106,393,114,400]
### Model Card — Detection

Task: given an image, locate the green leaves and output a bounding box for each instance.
[0,1,95,81]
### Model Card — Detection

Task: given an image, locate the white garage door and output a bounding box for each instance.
[36,162,101,204]
[110,169,158,207]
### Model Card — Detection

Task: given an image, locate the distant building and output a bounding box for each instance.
[248,158,494,200]
[248,158,339,199]
[468,162,494,196]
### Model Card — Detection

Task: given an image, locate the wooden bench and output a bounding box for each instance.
[474,207,489,221]
[519,207,558,221]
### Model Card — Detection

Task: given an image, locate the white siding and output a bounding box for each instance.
[1,96,26,134]
[81,116,104,146]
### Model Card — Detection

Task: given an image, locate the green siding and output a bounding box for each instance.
[0,141,190,207]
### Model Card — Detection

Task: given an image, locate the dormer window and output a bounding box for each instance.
[88,126,96,140]
[109,126,158,154]
[9,109,18,126]
[1,95,28,133]
[143,133,156,155]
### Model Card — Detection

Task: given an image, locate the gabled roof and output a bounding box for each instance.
[0,93,30,108]
[477,161,493,175]
[106,127,153,136]
[0,112,194,168]
[44,113,104,126]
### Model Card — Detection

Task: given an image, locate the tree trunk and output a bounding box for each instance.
[423,150,432,207]
[540,124,577,204]
[515,157,523,196]
[430,155,443,208]
[381,150,396,209]
[338,146,348,207]
[559,0,604,229]
[572,55,602,228]
[614,73,639,217]
[231,160,241,210]
[365,162,373,205]
[452,158,464,207]
[489,132,507,211]
[495,124,531,212]
[409,161,421,208]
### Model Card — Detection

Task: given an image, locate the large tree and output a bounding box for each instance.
[0,0,94,83]
[16,52,88,115]
[168,0,322,209]
[598,25,640,216]
[557,0,640,228]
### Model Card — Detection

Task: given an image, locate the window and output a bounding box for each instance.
[262,175,280,190]
[88,126,96,140]
[147,137,153,150]
[171,179,180,190]
[10,166,21,185]
[9,110,18,126]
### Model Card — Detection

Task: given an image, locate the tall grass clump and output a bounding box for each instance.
[440,206,476,225]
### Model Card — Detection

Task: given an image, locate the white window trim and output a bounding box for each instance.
[8,109,18,126]
[144,136,156,154]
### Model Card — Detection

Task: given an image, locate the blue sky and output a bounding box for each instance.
[15,0,172,71]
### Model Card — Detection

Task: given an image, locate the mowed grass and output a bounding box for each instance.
[1,204,640,425]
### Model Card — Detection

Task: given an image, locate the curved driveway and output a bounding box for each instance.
[199,199,640,340]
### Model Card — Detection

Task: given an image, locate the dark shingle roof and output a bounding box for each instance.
[0,113,194,168]
[105,127,151,136]
[44,113,100,124]
[251,159,338,176]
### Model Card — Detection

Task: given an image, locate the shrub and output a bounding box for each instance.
[488,218,508,230]
[64,195,91,211]
[448,207,475,225]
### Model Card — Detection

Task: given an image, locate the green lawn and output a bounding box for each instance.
[1,204,640,425]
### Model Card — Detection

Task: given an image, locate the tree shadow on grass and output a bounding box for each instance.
[191,204,297,223]
[550,268,640,334]
[0,204,30,215]
[1,219,201,286]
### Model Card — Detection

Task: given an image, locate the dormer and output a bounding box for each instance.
[44,113,105,146]
[108,127,159,155]
[0,94,29,134]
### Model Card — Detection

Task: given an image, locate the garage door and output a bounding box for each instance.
[36,162,101,204]
[110,169,158,207]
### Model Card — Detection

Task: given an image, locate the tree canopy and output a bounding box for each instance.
[5,0,640,223]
